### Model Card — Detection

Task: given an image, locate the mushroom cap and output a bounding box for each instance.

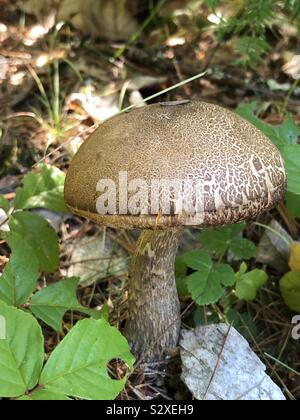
[64,101,286,229]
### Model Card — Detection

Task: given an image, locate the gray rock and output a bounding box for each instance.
[180,324,286,400]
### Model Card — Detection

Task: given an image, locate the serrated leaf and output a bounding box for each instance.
[186,254,235,305]
[200,229,230,255]
[0,232,39,306]
[219,265,236,287]
[14,164,68,213]
[40,318,135,400]
[235,269,268,301]
[9,211,59,273]
[31,277,103,332]
[200,223,255,259]
[230,238,257,260]
[289,242,300,271]
[187,271,223,305]
[0,300,44,398]
[280,271,300,312]
[183,250,211,271]
[0,195,9,214]
[18,388,71,400]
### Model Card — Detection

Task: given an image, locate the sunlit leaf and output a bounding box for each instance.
[40,319,135,400]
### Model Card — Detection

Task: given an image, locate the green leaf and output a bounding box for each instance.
[230,238,257,260]
[200,223,255,260]
[235,268,268,301]
[280,271,300,312]
[236,36,271,64]
[280,145,300,195]
[31,277,103,332]
[9,211,59,273]
[205,0,219,8]
[187,271,224,305]
[183,249,211,271]
[225,308,257,340]
[219,264,236,287]
[0,232,39,306]
[175,256,189,298]
[274,114,300,146]
[18,388,71,400]
[186,253,235,305]
[236,102,300,196]
[0,195,9,213]
[40,318,135,400]
[200,229,231,255]
[193,306,219,327]
[14,164,68,213]
[202,224,245,246]
[0,300,44,398]
[236,103,283,146]
[286,192,300,218]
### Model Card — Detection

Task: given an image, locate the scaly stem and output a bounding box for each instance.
[126,229,181,361]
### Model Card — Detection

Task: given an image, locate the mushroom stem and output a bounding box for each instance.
[126,229,181,361]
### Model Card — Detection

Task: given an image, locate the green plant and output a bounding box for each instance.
[175,223,267,338]
[28,60,80,147]
[235,101,300,314]
[280,242,300,312]
[0,301,134,400]
[176,223,266,306]
[236,102,300,204]
[0,164,134,400]
[177,165,300,330]
[176,108,300,326]
[205,0,300,65]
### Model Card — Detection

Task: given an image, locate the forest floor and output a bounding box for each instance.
[0,0,300,400]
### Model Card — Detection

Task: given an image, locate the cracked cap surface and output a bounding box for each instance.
[64,101,286,229]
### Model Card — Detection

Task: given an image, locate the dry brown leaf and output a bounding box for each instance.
[23,0,139,40]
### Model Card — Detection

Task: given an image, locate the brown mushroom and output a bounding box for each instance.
[64,100,286,361]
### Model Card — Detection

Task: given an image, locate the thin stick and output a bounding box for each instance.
[264,353,300,376]
[254,222,291,247]
[203,325,233,400]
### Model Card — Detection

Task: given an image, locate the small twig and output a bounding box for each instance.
[254,221,291,247]
[264,353,300,377]
[203,324,233,400]
[235,376,266,400]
